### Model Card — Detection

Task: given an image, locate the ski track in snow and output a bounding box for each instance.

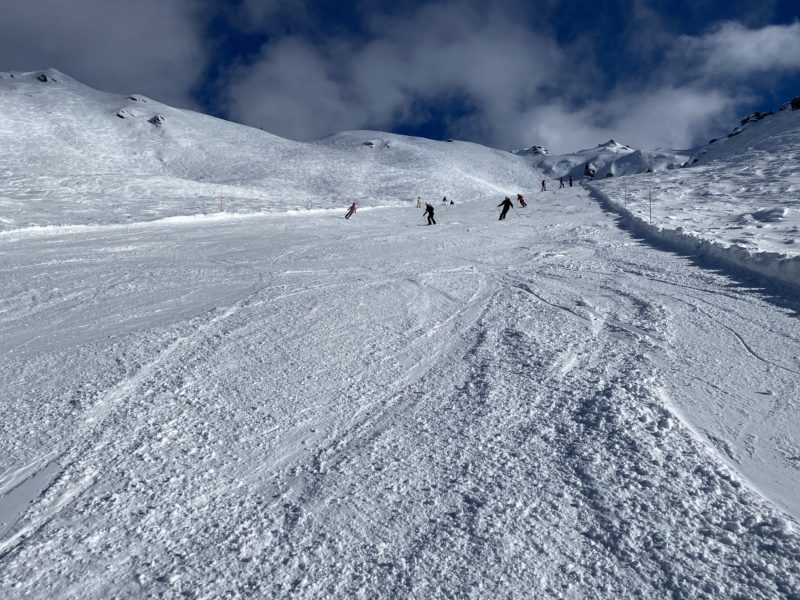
[1,186,799,598]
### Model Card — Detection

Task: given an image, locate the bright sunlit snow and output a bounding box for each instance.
[1,70,799,599]
[590,107,800,288]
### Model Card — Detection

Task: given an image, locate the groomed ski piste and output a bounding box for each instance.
[1,70,799,598]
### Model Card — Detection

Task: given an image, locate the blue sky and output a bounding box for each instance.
[2,0,799,152]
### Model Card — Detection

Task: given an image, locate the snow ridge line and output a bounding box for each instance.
[655,388,796,523]
[0,207,387,239]
[584,182,800,294]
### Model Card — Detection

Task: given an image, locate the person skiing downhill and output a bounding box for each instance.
[424,203,436,225]
[516,193,527,207]
[416,197,421,208]
[498,196,514,220]
[345,202,357,219]
[569,175,573,187]
[541,180,547,192]
[559,177,564,189]
[442,196,448,204]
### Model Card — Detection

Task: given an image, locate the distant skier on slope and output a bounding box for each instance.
[516,193,527,207]
[541,180,547,192]
[559,177,564,189]
[345,202,357,220]
[416,197,421,208]
[498,197,514,220]
[424,203,436,225]
[569,175,573,187]
[442,196,448,204]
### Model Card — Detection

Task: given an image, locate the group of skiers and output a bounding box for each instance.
[541,175,573,192]
[344,176,575,222]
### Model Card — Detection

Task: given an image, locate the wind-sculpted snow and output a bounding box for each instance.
[1,188,799,599]
[589,107,800,290]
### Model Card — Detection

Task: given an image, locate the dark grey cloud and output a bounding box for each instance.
[0,0,205,109]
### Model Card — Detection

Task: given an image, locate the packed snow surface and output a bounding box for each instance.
[1,70,799,598]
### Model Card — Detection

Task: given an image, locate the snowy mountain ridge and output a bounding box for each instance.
[512,137,689,181]
[0,68,540,232]
[689,96,800,166]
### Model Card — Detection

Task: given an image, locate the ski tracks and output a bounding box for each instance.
[0,275,272,564]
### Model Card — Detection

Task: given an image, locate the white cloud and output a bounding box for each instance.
[521,87,742,153]
[0,0,205,108]
[225,38,360,139]
[228,2,779,153]
[678,20,800,79]
[226,1,567,146]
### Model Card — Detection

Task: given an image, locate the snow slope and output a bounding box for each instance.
[1,71,799,598]
[0,69,539,231]
[589,105,800,290]
[2,190,799,599]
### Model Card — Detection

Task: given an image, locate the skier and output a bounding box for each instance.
[569,175,573,187]
[498,196,514,220]
[345,202,357,220]
[442,196,448,204]
[416,197,421,208]
[559,177,564,189]
[516,193,527,207]
[541,180,547,192]
[424,203,436,225]
[450,199,454,205]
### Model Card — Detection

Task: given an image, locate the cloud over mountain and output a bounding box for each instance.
[1,0,798,152]
[0,0,205,109]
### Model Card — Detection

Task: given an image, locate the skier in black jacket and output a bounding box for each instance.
[424,203,436,225]
[498,197,514,220]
